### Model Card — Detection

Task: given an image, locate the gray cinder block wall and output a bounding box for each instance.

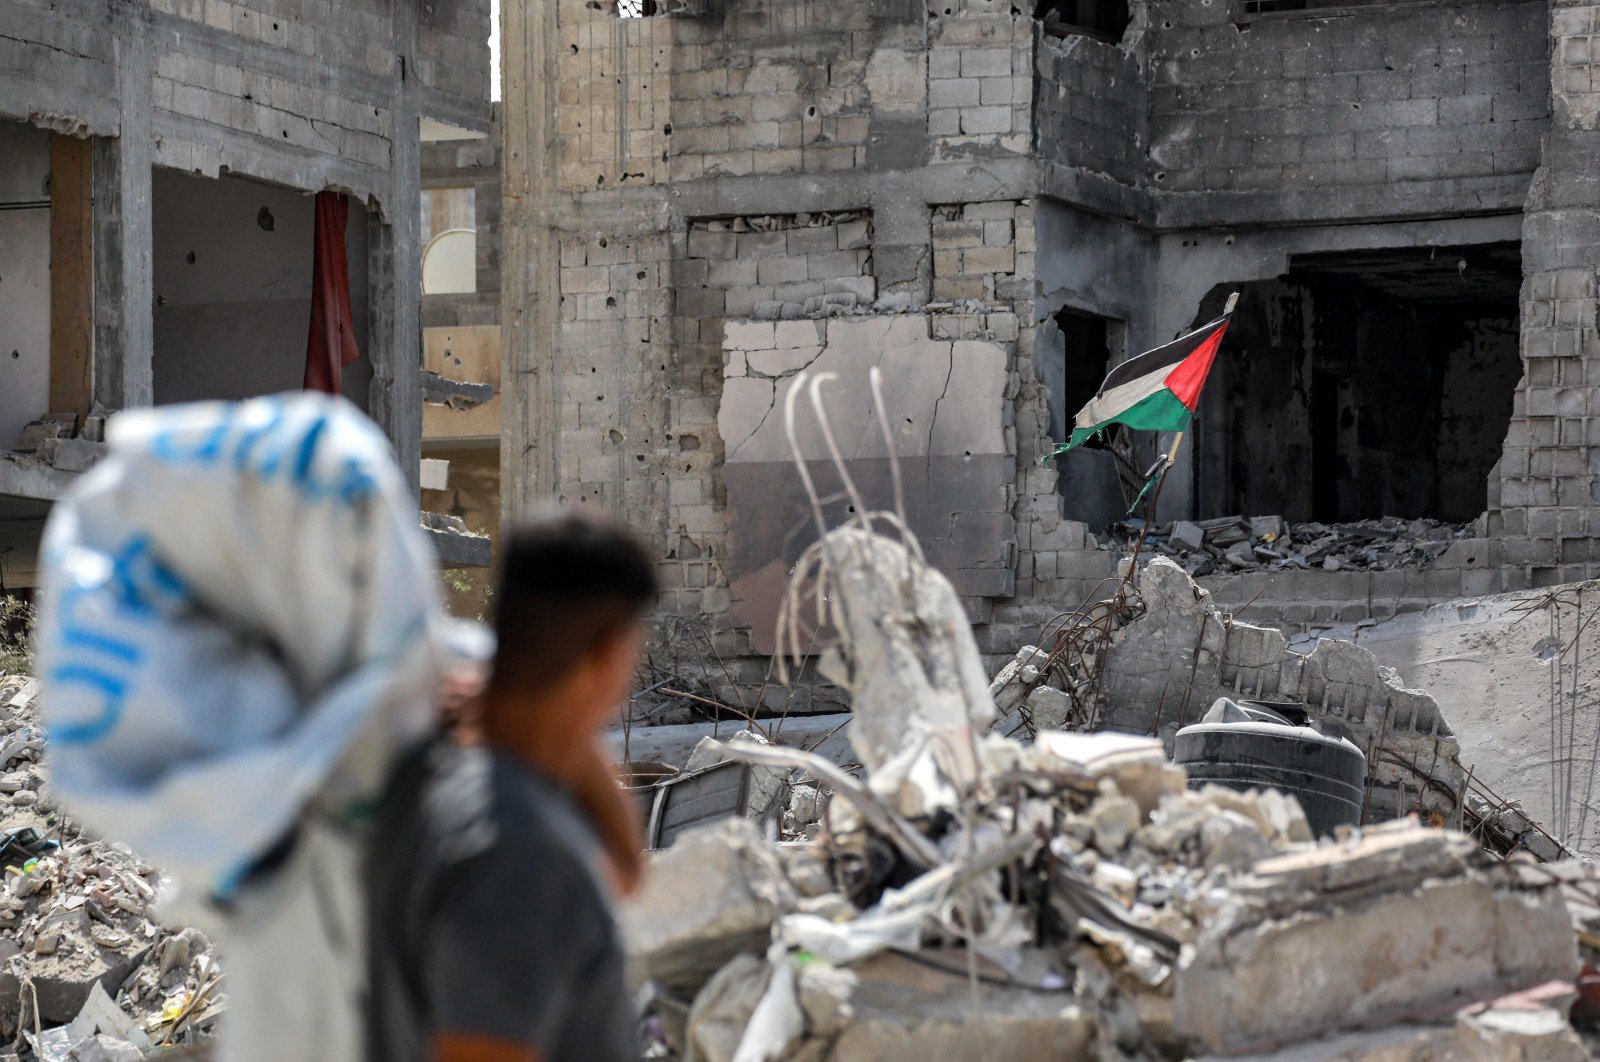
[504,0,1597,696]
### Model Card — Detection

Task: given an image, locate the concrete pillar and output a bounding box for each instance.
[368,0,424,496]
[91,2,154,413]
[499,0,562,522]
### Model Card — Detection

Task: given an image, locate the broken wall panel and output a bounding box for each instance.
[1323,577,1600,857]
[150,169,372,408]
[719,316,1015,652]
[685,212,875,320]
[1035,31,1148,189]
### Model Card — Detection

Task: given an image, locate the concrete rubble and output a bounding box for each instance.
[1113,516,1473,577]
[620,523,1596,1061]
[0,676,223,1058]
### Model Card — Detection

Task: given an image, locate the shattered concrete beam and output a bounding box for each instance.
[420,371,495,409]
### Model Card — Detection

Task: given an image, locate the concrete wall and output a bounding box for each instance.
[0,122,52,449]
[1145,0,1548,226]
[0,0,492,497]
[151,168,371,408]
[505,0,1600,698]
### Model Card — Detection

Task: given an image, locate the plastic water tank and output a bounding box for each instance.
[1174,698,1367,837]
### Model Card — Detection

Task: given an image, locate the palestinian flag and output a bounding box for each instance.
[1051,310,1232,457]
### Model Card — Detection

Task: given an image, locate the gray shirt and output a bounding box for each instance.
[365,739,640,1062]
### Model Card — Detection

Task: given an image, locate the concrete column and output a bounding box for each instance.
[91,1,154,413]
[368,0,423,496]
[499,0,562,522]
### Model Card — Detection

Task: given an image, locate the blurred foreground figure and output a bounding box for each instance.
[365,511,656,1062]
[35,395,450,1061]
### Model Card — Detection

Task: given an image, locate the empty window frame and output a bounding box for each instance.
[1036,0,1131,43]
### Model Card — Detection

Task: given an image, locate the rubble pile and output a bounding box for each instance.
[0,676,222,1059]
[4,413,109,477]
[1110,515,1473,575]
[627,739,1584,1061]
[620,519,1592,1061]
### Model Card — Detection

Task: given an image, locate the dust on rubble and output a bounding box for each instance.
[0,675,220,1061]
[617,509,1597,1062]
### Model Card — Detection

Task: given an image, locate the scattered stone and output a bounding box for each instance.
[621,817,796,994]
[1114,515,1472,575]
[1170,521,1205,553]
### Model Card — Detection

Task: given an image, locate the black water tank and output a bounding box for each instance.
[1174,698,1367,837]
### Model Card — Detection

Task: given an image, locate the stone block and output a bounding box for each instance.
[1173,827,1574,1053]
[51,438,109,473]
[827,951,1093,1060]
[959,47,1012,78]
[756,255,808,286]
[929,77,981,109]
[621,818,795,995]
[960,105,1013,135]
[962,245,1015,274]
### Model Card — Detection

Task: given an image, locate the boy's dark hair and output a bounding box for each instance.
[487,510,657,695]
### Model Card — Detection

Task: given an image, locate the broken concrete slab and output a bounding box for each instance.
[621,818,796,995]
[1170,520,1205,553]
[822,951,1092,1061]
[1172,824,1575,1054]
[808,526,996,814]
[1317,579,1600,857]
[43,438,108,474]
[606,714,855,770]
[1192,1005,1588,1061]
[1088,558,1462,825]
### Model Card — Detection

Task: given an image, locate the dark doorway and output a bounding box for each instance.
[1050,307,1142,529]
[1192,241,1522,524]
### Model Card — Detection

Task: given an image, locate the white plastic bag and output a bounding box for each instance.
[36,394,449,1060]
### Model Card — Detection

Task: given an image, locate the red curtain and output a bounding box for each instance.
[303,191,362,394]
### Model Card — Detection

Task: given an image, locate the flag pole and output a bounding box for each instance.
[1125,291,1237,573]
[1124,430,1181,579]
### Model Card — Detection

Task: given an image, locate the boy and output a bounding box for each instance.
[366,511,656,1062]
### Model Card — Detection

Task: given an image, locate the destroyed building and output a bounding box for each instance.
[504,0,1600,706]
[0,0,495,584]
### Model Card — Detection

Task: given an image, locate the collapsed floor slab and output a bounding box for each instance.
[1313,579,1600,858]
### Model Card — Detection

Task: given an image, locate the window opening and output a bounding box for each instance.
[1036,0,1130,42]
[1190,242,1522,525]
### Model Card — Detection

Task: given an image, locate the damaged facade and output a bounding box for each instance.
[505,0,1600,705]
[0,0,493,582]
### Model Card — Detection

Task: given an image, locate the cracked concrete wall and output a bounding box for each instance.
[719,316,1014,652]
[507,0,1058,699]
